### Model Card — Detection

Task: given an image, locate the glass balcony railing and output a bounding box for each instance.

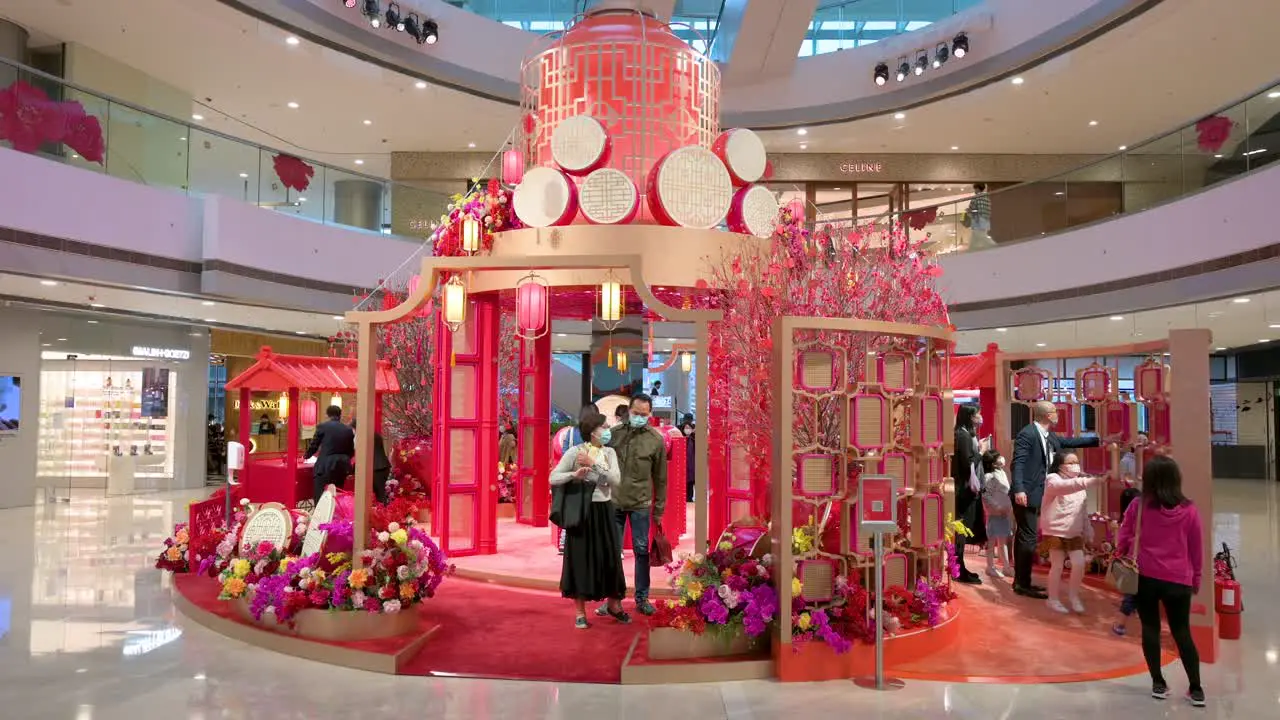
[776,79,1280,255]
[0,57,453,242]
[801,0,983,57]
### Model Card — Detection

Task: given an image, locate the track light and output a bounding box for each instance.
[386,2,403,31]
[933,43,948,68]
[422,19,438,45]
[952,32,968,58]
[896,57,909,82]
[873,62,889,86]
[363,0,381,27]
[404,12,421,39]
[914,51,927,76]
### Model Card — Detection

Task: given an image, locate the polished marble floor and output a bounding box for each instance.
[0,479,1277,719]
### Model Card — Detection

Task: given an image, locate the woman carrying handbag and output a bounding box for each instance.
[1116,455,1205,707]
[550,408,629,629]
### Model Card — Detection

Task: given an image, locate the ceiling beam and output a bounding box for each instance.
[714,0,817,85]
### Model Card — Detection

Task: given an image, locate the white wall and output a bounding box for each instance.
[0,309,42,508]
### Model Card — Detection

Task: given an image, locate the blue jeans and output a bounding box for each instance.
[614,507,651,600]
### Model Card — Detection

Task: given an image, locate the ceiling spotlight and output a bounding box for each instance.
[952,32,968,58]
[933,43,949,68]
[1088,120,1098,126]
[386,2,403,31]
[404,13,421,40]
[914,51,927,76]
[873,62,889,86]
[995,327,1007,332]
[363,119,372,125]
[363,0,381,27]
[1010,77,1024,85]
[354,159,365,165]
[797,128,808,136]
[285,36,300,46]
[40,280,58,286]
[799,143,808,150]
[422,19,439,45]
[894,112,905,120]
[287,101,299,109]
[1118,145,1127,150]
[191,114,204,121]
[467,142,476,148]
[896,57,909,82]
[415,80,427,89]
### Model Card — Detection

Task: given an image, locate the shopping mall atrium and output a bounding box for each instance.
[1,0,1278,716]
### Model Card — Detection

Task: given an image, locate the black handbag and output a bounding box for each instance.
[550,479,587,530]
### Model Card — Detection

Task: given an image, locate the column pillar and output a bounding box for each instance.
[0,20,27,88]
[333,179,385,231]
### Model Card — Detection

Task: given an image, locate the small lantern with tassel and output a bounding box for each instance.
[681,351,692,373]
[443,274,468,332]
[599,269,623,330]
[502,149,525,186]
[461,215,481,254]
[515,271,549,340]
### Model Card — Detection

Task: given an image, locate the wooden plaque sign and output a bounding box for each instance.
[301,488,338,557]
[239,502,293,555]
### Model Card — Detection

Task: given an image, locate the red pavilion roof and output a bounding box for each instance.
[225,347,400,394]
[950,347,997,390]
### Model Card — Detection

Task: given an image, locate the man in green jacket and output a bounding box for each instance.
[597,393,667,616]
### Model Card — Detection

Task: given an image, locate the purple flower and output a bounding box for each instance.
[699,593,730,624]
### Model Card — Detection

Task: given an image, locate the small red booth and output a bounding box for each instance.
[225,347,400,508]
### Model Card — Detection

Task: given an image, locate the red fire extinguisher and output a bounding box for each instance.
[1214,544,1242,640]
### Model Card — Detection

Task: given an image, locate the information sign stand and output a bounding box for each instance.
[853,474,905,692]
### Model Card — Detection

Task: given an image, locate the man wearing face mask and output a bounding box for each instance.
[596,393,667,616]
[1010,400,1100,599]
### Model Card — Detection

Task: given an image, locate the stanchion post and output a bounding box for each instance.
[854,474,905,691]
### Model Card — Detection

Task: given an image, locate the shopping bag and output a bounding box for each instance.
[650,522,673,567]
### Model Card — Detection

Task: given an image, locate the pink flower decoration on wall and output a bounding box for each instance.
[61,101,105,164]
[273,153,315,192]
[1195,115,1234,154]
[0,80,68,154]
[904,206,938,231]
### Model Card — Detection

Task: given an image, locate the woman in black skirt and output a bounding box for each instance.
[550,409,629,628]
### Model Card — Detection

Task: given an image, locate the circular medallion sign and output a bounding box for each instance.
[578,168,639,225]
[550,115,611,176]
[301,489,337,557]
[647,146,733,229]
[727,184,780,238]
[513,166,579,227]
[238,503,293,555]
[712,128,767,186]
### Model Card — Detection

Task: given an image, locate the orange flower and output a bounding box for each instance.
[399,583,416,601]
[224,577,246,596]
[349,569,370,589]
[165,547,182,562]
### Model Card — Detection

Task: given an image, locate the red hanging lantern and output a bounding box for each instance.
[502,149,525,186]
[301,399,318,427]
[515,271,549,340]
[788,197,806,222]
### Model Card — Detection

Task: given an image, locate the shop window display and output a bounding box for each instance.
[38,359,178,491]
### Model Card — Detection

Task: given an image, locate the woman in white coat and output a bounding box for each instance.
[550,408,630,629]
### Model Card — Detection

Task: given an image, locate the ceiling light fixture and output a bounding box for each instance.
[1215,347,1226,351]
[468,142,476,148]
[1088,120,1098,126]
[1260,339,1272,343]
[203,318,216,323]
[1110,315,1124,321]
[422,18,439,45]
[913,51,927,76]
[332,315,345,321]
[1271,323,1280,329]
[386,2,404,31]
[995,327,1007,332]
[952,32,968,58]
[354,159,365,165]
[896,56,909,82]
[363,119,372,125]
[1118,145,1127,150]
[1269,91,1280,99]
[932,42,948,68]
[950,145,959,151]
[90,303,105,308]
[1035,343,1047,347]
[239,172,248,178]
[894,112,905,120]
[873,62,889,86]
[287,101,299,109]
[40,280,58,286]
[796,128,808,136]
[363,0,382,27]
[799,143,808,150]
[1011,77,1024,85]
[192,114,204,121]
[201,301,216,306]
[286,36,300,45]
[295,330,307,336]
[415,80,427,89]
[1233,297,1251,303]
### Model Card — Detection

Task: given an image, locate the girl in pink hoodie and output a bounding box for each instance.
[1038,452,1104,614]
[1117,455,1204,706]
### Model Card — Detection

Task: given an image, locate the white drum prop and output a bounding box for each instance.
[513,166,579,227]
[239,503,294,555]
[301,488,337,557]
[646,146,733,229]
[550,115,611,176]
[726,184,780,238]
[578,168,639,225]
[712,128,767,186]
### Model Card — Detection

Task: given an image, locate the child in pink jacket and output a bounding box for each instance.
[1039,452,1104,614]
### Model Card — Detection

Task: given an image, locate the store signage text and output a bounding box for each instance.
[839,162,885,174]
[233,399,280,411]
[132,346,191,360]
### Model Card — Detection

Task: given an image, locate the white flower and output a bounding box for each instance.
[299,568,312,578]
[387,522,400,533]
[397,565,411,580]
[239,498,250,506]
[383,599,402,614]
[761,554,774,567]
[377,531,390,543]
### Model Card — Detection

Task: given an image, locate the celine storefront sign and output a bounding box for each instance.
[839,161,885,174]
[131,346,191,360]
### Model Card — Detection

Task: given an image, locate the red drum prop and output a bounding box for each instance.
[550,115,612,176]
[578,168,639,224]
[726,184,780,238]
[646,146,733,229]
[712,128,767,186]
[513,166,579,227]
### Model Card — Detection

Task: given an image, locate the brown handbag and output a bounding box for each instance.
[1107,502,1144,595]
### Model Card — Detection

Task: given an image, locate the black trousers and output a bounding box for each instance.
[1011,504,1040,588]
[313,457,351,501]
[1136,575,1201,689]
[373,470,390,505]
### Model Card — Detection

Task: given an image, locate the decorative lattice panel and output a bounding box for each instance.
[795,453,839,498]
[797,349,838,392]
[1148,400,1172,445]
[878,352,911,392]
[915,394,944,448]
[1053,401,1075,436]
[798,558,836,602]
[883,552,910,589]
[1136,360,1167,401]
[913,493,945,548]
[1077,364,1113,403]
[850,394,889,451]
[1013,367,1050,402]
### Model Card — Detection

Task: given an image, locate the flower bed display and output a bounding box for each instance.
[650,539,779,655]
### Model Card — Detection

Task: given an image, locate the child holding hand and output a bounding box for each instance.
[981,450,1013,579]
[1039,452,1104,614]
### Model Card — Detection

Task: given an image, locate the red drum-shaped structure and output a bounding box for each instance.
[519,5,720,224]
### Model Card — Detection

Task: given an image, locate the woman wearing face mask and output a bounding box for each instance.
[951,404,988,584]
[1039,452,1103,614]
[550,407,629,629]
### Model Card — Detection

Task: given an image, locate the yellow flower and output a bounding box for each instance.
[232,559,251,578]
[687,581,704,600]
[279,557,294,574]
[326,552,349,565]
[675,575,686,587]
[400,583,416,600]
[349,569,370,589]
[798,612,812,631]
[718,541,733,551]
[792,577,803,596]
[721,568,733,578]
[223,577,247,597]
[175,529,189,545]
[312,569,327,583]
[390,529,409,546]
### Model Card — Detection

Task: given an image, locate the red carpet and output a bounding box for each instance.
[399,579,644,683]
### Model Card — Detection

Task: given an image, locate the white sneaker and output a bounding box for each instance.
[986,567,1005,579]
[1070,599,1086,614]
[1046,599,1070,614]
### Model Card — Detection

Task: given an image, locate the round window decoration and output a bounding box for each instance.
[513,166,579,227]
[578,168,639,225]
[712,128,767,186]
[646,146,733,229]
[727,184,780,238]
[550,115,611,176]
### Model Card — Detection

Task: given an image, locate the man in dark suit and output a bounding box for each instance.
[304,405,355,501]
[350,418,393,504]
[1010,400,1099,598]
